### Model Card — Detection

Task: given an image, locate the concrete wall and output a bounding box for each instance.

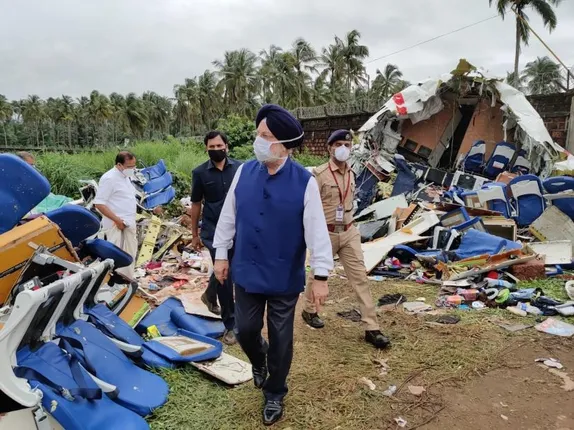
[299,92,573,156]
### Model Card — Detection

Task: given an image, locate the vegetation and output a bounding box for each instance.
[489,0,563,79]
[33,135,327,199]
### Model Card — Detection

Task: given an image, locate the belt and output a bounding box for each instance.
[327,223,352,233]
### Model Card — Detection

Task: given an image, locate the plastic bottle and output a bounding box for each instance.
[507,306,527,317]
[518,302,543,315]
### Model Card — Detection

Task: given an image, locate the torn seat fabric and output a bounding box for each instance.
[16,343,149,430]
[57,319,169,417]
[0,153,51,234]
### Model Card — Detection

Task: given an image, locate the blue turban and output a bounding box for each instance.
[255,104,304,149]
[327,129,351,145]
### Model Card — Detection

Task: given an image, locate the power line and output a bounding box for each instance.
[366,15,499,65]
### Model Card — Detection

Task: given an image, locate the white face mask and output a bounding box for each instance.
[334,146,351,162]
[253,132,304,163]
[122,168,135,178]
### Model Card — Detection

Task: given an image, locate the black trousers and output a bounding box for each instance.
[234,284,299,402]
[202,238,235,331]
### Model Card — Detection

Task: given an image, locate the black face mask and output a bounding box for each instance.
[208,149,227,163]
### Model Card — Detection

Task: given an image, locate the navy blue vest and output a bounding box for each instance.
[232,158,311,295]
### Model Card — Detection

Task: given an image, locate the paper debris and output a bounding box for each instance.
[394,417,407,428]
[535,318,574,337]
[373,358,390,376]
[402,301,432,313]
[382,385,397,397]
[408,385,426,396]
[358,377,376,391]
[501,414,509,421]
[535,358,564,370]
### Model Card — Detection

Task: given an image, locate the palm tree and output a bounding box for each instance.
[60,95,76,147]
[0,94,13,147]
[197,71,220,129]
[336,30,370,96]
[371,64,405,101]
[291,38,318,107]
[489,0,563,80]
[523,56,565,94]
[21,95,45,146]
[505,71,526,91]
[88,91,113,146]
[317,43,346,102]
[143,91,172,138]
[259,45,284,104]
[213,49,259,115]
[124,93,148,138]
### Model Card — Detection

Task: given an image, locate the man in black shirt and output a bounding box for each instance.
[190,131,241,344]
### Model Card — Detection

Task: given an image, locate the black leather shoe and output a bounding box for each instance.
[201,292,221,315]
[253,364,268,389]
[302,310,325,329]
[365,330,391,349]
[262,400,283,426]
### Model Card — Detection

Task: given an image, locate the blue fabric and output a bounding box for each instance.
[0,153,51,234]
[454,229,521,260]
[392,155,417,196]
[139,160,166,181]
[142,172,172,194]
[136,297,225,339]
[543,176,574,220]
[255,104,304,148]
[463,140,485,173]
[83,238,133,268]
[16,343,149,430]
[87,303,221,367]
[327,129,351,145]
[58,320,169,417]
[483,141,515,178]
[511,149,530,174]
[45,205,101,247]
[233,159,309,295]
[142,186,175,209]
[481,182,510,217]
[354,168,378,214]
[509,174,546,226]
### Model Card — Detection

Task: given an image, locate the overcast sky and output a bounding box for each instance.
[1,0,573,101]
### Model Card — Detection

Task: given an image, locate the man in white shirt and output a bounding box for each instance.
[213,104,333,426]
[93,151,138,278]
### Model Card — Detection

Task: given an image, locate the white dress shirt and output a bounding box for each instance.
[93,167,137,230]
[213,162,334,277]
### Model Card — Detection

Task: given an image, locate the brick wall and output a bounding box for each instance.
[300,92,573,156]
[527,93,572,147]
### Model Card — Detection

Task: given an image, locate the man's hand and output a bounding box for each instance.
[311,279,329,312]
[191,236,203,251]
[114,219,127,231]
[214,259,229,284]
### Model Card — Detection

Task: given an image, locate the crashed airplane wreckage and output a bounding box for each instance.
[348,61,574,319]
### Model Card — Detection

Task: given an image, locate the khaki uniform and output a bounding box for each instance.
[304,160,379,331]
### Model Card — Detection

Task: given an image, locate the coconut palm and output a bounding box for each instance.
[213,49,259,115]
[371,64,405,101]
[21,95,46,146]
[336,30,370,95]
[317,43,346,102]
[0,94,13,147]
[489,0,563,80]
[505,71,527,91]
[291,38,318,107]
[197,70,220,129]
[523,56,565,94]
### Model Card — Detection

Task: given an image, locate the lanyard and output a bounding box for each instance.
[329,166,351,206]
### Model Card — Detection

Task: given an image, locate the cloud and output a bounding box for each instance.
[1,0,573,100]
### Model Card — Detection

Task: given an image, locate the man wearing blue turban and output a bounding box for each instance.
[213,104,333,425]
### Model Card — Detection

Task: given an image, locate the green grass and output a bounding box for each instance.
[32,138,328,199]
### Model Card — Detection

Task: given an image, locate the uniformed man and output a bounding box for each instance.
[302,129,390,349]
[213,104,333,426]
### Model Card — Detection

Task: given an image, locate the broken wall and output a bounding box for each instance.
[458,99,508,159]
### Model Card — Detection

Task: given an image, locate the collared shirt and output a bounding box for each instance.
[191,157,241,242]
[93,167,137,230]
[212,160,334,277]
[314,160,356,225]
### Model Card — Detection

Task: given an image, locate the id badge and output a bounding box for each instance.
[335,204,344,223]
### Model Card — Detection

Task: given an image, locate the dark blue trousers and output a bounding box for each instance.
[234,284,299,401]
[202,238,235,331]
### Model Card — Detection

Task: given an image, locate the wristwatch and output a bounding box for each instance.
[314,275,328,281]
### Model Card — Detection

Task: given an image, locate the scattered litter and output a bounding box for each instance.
[358,377,376,391]
[535,358,563,370]
[373,358,390,376]
[382,385,397,397]
[535,318,574,337]
[394,417,407,428]
[377,293,407,306]
[500,402,508,407]
[407,385,426,396]
[415,297,426,302]
[337,309,362,322]
[471,301,485,309]
[501,414,509,421]
[402,301,432,313]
